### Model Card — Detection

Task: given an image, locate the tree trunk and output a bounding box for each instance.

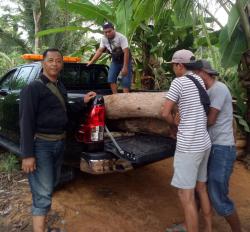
[141,28,155,90]
[33,9,41,53]
[104,92,166,120]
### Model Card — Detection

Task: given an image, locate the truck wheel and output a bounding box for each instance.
[54,165,76,191]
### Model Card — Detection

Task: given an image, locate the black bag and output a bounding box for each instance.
[111,47,124,63]
[108,39,124,63]
[186,75,210,115]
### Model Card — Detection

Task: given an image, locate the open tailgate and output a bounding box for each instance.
[104,133,176,166]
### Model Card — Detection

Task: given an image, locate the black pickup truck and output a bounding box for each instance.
[0,61,176,175]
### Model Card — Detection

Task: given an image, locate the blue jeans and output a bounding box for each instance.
[207,144,236,216]
[108,60,132,89]
[28,138,65,216]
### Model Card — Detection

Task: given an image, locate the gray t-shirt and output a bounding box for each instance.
[100,32,128,52]
[207,81,235,145]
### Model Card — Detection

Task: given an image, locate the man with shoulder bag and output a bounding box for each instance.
[162,50,212,232]
[20,48,96,232]
[87,22,132,94]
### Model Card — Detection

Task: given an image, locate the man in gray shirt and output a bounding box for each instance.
[87,22,132,94]
[196,60,242,232]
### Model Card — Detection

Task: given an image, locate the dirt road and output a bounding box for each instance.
[1,158,250,232]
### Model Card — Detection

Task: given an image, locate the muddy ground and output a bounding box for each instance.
[0,158,250,232]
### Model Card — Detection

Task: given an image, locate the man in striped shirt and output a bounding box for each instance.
[162,50,212,232]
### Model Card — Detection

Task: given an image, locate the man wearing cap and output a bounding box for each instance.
[87,22,132,94]
[195,60,242,232]
[162,50,212,232]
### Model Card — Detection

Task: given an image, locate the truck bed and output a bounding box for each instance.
[105,133,176,166]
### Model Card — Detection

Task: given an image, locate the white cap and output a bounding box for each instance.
[167,49,196,64]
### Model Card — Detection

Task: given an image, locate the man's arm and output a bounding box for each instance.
[87,47,106,66]
[232,118,237,143]
[162,99,178,138]
[161,99,177,126]
[83,91,96,103]
[207,107,220,127]
[19,84,39,173]
[121,47,129,76]
[67,91,97,114]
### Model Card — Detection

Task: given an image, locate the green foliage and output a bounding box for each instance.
[226,0,249,40]
[172,0,194,27]
[219,25,247,68]
[0,153,19,173]
[221,69,249,132]
[219,0,249,68]
[58,0,114,25]
[36,26,97,37]
[195,45,250,133]
[0,0,86,54]
[152,65,172,90]
[0,15,31,54]
[196,31,220,47]
[0,52,24,77]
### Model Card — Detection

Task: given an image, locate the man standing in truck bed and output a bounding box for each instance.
[87,22,132,94]
[19,48,96,232]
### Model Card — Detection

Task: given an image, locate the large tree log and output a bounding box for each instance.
[107,118,177,138]
[104,92,166,119]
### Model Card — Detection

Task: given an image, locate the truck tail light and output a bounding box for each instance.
[76,95,105,143]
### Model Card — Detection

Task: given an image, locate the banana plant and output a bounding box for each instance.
[219,0,249,68]
[43,0,170,42]
[37,0,222,89]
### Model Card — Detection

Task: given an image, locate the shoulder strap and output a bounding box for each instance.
[108,39,113,52]
[36,79,66,111]
[186,75,204,91]
[185,75,210,115]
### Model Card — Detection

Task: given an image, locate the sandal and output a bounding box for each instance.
[166,223,187,232]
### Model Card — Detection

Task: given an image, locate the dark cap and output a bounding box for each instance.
[102,22,114,30]
[198,59,219,76]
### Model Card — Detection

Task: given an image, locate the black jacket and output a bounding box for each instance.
[19,74,86,158]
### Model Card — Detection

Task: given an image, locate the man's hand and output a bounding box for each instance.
[86,61,93,67]
[22,157,36,173]
[87,48,105,66]
[173,112,180,126]
[121,66,128,76]
[84,91,97,103]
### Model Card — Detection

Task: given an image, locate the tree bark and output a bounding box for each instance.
[107,118,176,138]
[104,92,166,120]
[33,9,41,53]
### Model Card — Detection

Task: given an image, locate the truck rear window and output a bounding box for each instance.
[60,63,90,90]
[60,63,109,91]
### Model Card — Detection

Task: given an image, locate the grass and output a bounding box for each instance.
[0,152,20,173]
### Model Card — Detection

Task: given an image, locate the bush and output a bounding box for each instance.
[0,153,20,173]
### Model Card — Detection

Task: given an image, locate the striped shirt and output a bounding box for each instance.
[165,71,211,153]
